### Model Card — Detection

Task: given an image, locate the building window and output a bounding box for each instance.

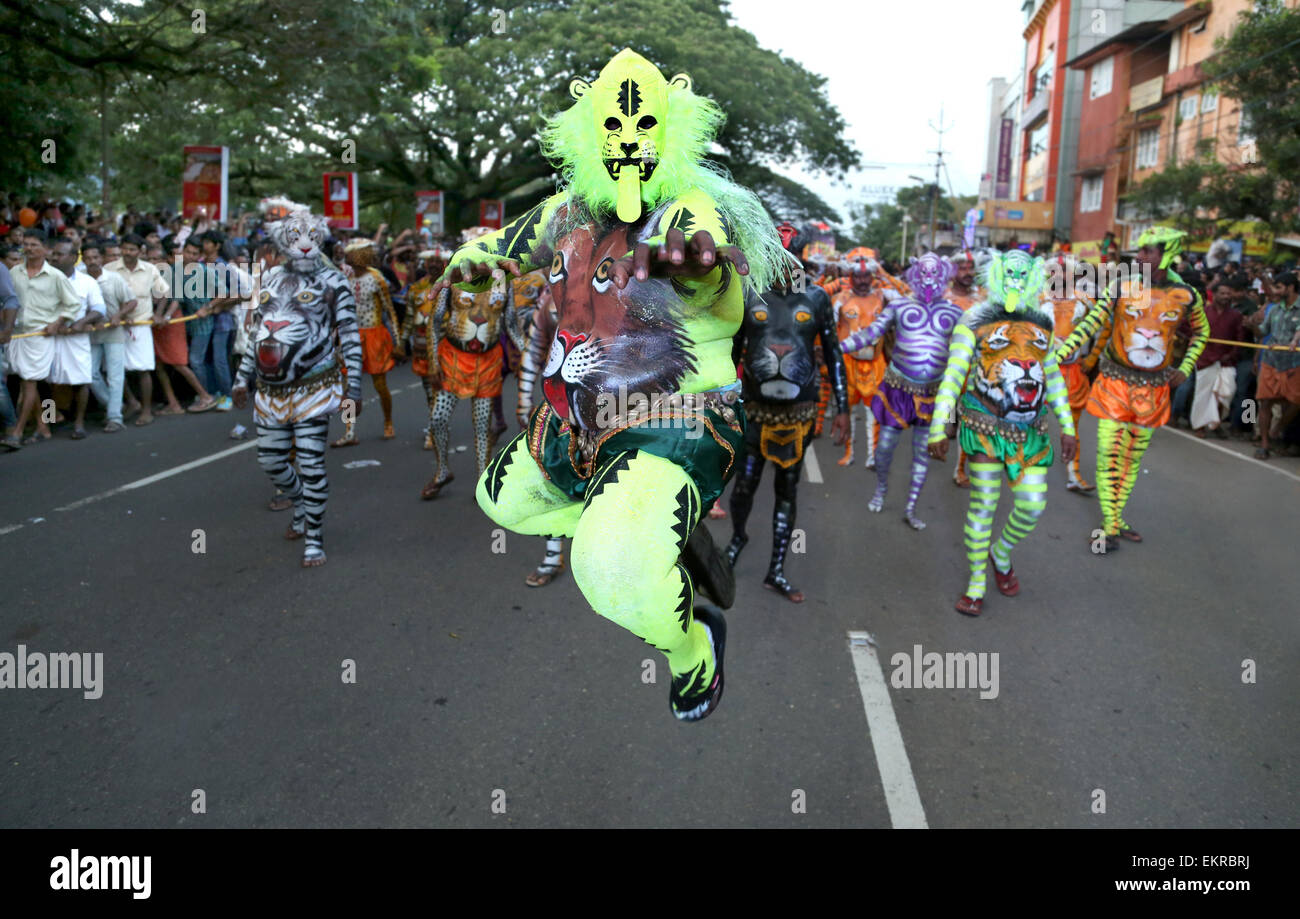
[1179,95,1199,121]
[1238,108,1255,145]
[1080,175,1104,213]
[1090,57,1113,100]
[1028,121,1049,157]
[1190,17,1208,35]
[1168,30,1182,74]
[1036,49,1055,94]
[1201,90,1218,113]
[1136,127,1160,169]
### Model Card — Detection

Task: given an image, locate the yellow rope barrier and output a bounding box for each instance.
[1203,337,1300,352]
[9,314,201,340]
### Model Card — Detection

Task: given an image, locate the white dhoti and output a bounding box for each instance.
[1190,361,1236,430]
[49,334,93,385]
[6,337,55,381]
[123,325,156,371]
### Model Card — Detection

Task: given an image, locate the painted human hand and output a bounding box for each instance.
[611,229,749,289]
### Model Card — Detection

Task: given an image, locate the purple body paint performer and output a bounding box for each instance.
[840,253,962,529]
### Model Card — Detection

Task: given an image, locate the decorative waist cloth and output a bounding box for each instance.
[526,384,746,509]
[956,396,1053,483]
[1099,355,1175,387]
[745,399,816,469]
[884,364,941,397]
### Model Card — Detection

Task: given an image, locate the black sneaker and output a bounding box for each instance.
[669,603,726,723]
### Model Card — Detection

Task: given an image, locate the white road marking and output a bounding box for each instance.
[1160,426,1300,485]
[847,630,928,829]
[3,383,424,536]
[804,443,823,484]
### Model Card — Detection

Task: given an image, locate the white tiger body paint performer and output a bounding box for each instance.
[232,210,363,567]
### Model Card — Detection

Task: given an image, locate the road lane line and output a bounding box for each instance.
[4,383,425,534]
[1160,426,1300,485]
[804,443,823,484]
[847,630,928,829]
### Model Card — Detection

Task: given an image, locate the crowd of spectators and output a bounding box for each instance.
[0,195,454,451]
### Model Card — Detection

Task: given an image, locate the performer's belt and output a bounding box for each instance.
[257,362,341,398]
[885,365,941,397]
[1099,355,1175,387]
[563,383,743,480]
[958,406,1050,444]
[743,399,818,425]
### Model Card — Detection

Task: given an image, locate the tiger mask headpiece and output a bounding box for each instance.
[268,211,331,270]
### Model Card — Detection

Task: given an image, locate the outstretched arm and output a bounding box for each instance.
[1042,350,1076,437]
[928,324,975,447]
[841,302,896,353]
[1053,291,1112,362]
[816,288,849,416]
[332,280,364,403]
[1178,293,1210,378]
[429,287,449,356]
[434,197,561,298]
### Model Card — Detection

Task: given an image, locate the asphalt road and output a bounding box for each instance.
[1,379,1296,828]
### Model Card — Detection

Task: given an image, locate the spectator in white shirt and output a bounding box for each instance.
[48,239,104,439]
[82,240,136,432]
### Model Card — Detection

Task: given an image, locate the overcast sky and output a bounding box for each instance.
[726,0,1029,226]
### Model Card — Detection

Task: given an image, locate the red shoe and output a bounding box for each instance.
[989,551,1020,596]
[955,595,983,616]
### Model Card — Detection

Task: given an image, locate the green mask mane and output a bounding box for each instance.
[540,48,784,295]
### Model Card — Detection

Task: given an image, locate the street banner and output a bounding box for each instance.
[416,191,444,235]
[322,172,358,230]
[479,199,505,230]
[181,146,229,221]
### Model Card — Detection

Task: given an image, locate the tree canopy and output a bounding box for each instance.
[1,0,859,233]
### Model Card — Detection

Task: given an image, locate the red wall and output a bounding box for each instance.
[1072,49,1131,241]
[1021,0,1070,204]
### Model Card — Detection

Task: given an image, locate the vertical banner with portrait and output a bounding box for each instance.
[479,199,505,230]
[416,191,444,235]
[323,172,359,230]
[181,146,229,221]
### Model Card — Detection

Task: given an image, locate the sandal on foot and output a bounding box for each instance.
[331,434,359,448]
[1254,447,1271,460]
[302,549,326,568]
[268,494,294,512]
[989,551,1020,597]
[187,398,217,413]
[707,504,727,520]
[133,415,155,426]
[20,432,51,445]
[525,559,565,587]
[1118,527,1143,543]
[156,405,184,416]
[2,435,22,452]
[71,428,87,440]
[285,524,305,541]
[420,472,453,500]
[955,595,983,616]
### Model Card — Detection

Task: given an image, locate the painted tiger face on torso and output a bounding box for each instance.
[444,287,504,352]
[972,318,1053,423]
[540,220,706,431]
[1109,280,1193,371]
[251,267,336,383]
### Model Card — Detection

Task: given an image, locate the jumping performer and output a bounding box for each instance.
[332,239,398,446]
[1051,226,1207,550]
[434,49,785,721]
[928,249,1077,615]
[839,253,963,529]
[725,223,848,602]
[232,209,362,567]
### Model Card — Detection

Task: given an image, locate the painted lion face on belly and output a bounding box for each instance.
[542,223,697,431]
[972,319,1052,423]
[1112,283,1191,371]
[252,268,335,383]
